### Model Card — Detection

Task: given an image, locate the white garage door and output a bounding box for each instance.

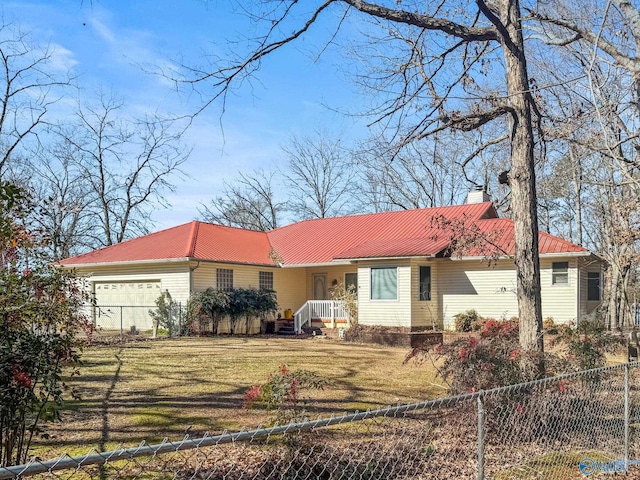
[93,281,161,331]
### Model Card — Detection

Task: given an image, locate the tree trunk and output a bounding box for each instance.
[570,146,584,245]
[498,0,544,355]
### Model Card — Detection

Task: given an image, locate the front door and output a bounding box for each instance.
[313,274,327,300]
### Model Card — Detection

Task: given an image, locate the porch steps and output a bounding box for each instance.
[276,322,296,336]
[302,325,323,336]
[275,323,323,336]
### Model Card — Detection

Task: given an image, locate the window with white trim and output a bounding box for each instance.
[345,272,358,294]
[552,262,569,285]
[419,266,431,301]
[216,268,234,291]
[587,272,601,301]
[259,271,273,291]
[370,267,397,300]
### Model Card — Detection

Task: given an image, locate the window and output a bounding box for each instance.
[419,266,431,301]
[259,271,273,291]
[371,267,397,300]
[552,262,569,285]
[216,268,234,291]
[587,272,601,301]
[345,273,358,294]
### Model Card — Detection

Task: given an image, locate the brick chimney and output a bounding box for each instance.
[466,185,490,204]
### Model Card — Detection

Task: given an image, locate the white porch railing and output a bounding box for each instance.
[294,300,347,334]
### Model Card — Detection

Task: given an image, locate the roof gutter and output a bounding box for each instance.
[59,256,279,269]
[58,257,193,268]
[448,251,593,261]
[280,260,353,268]
[332,255,435,262]
[539,251,593,258]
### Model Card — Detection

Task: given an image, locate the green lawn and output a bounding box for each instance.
[34,337,443,457]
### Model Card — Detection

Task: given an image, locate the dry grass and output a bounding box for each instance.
[33,336,442,457]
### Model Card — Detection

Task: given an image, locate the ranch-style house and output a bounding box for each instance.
[59,191,604,333]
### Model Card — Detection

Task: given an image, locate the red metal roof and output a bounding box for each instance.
[463,219,587,257]
[58,221,275,266]
[58,202,588,267]
[268,202,498,264]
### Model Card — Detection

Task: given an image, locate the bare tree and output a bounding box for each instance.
[529,3,640,328]
[199,169,285,231]
[179,0,544,354]
[356,133,500,211]
[282,132,356,219]
[0,23,73,174]
[57,94,189,247]
[16,142,93,261]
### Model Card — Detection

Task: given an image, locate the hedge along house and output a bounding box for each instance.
[58,194,604,333]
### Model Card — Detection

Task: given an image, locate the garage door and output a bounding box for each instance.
[93,281,161,331]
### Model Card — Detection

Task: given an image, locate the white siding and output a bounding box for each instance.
[440,259,519,329]
[70,262,191,331]
[357,260,412,328]
[577,256,605,318]
[73,262,191,305]
[440,257,581,329]
[540,258,579,324]
[410,259,441,329]
[192,262,270,291]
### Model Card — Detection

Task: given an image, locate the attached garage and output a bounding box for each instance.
[93,280,162,331]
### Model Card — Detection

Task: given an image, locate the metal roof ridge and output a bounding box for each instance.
[267,202,496,233]
[185,221,200,257]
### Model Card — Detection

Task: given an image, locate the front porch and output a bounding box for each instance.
[293,300,350,334]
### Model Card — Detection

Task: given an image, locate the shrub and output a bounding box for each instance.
[243,364,327,425]
[552,319,623,372]
[0,182,90,466]
[149,291,182,336]
[543,317,558,334]
[471,316,495,332]
[186,288,230,335]
[407,319,541,394]
[454,310,479,332]
[187,288,278,335]
[330,283,358,327]
[228,288,278,334]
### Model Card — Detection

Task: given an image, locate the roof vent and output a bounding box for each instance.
[466,186,490,204]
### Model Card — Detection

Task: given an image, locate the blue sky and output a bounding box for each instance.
[3,1,368,229]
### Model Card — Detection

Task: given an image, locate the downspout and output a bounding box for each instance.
[186,221,201,298]
[189,261,201,295]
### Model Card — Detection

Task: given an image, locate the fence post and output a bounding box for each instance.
[625,363,630,463]
[331,301,336,329]
[477,394,485,480]
[120,306,123,335]
[178,302,182,337]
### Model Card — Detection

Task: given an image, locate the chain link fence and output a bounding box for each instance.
[81,304,184,339]
[3,363,640,479]
[82,304,272,340]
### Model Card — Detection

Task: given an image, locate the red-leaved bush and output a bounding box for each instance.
[406,319,543,395]
[243,364,327,425]
[408,315,623,395]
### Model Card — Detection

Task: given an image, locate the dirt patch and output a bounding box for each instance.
[344,325,443,348]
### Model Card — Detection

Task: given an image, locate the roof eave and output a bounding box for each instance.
[60,256,279,269]
[448,251,592,261]
[280,260,353,268]
[189,257,278,267]
[332,254,436,262]
[57,257,193,268]
[539,251,592,258]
